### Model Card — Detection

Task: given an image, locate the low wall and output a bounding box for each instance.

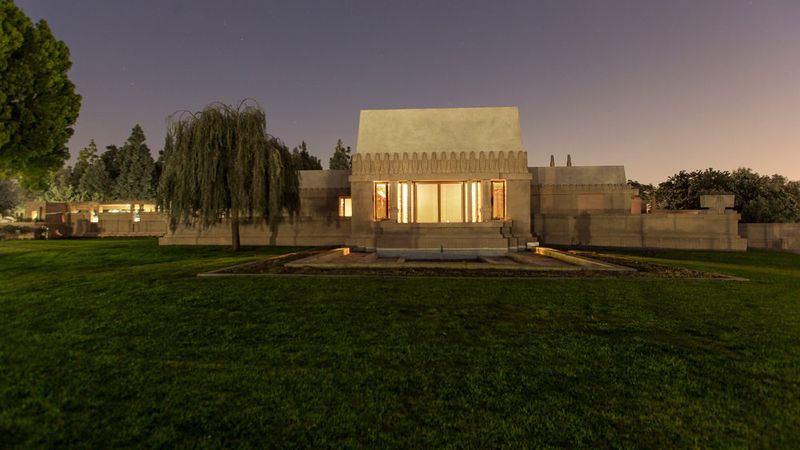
[739,223,800,253]
[70,212,168,237]
[534,211,747,251]
[159,216,351,246]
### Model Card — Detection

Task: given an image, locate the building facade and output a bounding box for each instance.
[157,106,746,253]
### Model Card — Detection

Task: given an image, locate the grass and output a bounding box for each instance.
[1,238,799,448]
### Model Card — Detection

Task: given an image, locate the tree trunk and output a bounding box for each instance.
[231,210,240,252]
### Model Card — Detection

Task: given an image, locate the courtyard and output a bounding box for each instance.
[1,238,798,447]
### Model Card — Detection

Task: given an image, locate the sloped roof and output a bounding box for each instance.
[356,107,523,154]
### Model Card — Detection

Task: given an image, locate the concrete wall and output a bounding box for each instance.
[530,166,635,215]
[357,107,522,154]
[160,170,351,246]
[534,211,747,251]
[739,223,800,253]
[70,212,168,237]
[159,217,351,246]
[347,150,534,252]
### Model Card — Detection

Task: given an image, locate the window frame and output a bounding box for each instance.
[373,182,390,221]
[491,180,507,220]
[338,196,352,217]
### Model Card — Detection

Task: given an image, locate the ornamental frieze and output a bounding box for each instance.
[351,150,529,175]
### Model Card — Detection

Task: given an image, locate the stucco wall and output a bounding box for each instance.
[356,107,522,154]
[739,223,800,253]
[534,211,747,251]
[70,212,168,237]
[159,217,351,246]
[160,170,351,246]
[530,166,634,215]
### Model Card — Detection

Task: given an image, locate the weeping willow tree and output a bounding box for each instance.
[157,101,299,251]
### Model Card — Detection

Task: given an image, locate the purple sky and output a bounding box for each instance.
[17,0,800,183]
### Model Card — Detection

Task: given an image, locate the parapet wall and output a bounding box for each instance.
[534,211,747,251]
[530,166,635,215]
[739,223,800,253]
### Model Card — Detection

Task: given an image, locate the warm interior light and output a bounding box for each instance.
[397,182,410,223]
[415,183,438,223]
[338,197,352,217]
[492,180,506,220]
[374,183,389,220]
[440,183,462,223]
[470,181,482,222]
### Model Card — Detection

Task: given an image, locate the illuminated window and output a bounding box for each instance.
[415,183,438,223]
[468,181,482,223]
[338,197,352,217]
[397,182,410,223]
[414,182,464,223]
[440,183,463,223]
[491,180,506,220]
[374,182,389,220]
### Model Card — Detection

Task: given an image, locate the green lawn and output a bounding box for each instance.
[1,239,799,448]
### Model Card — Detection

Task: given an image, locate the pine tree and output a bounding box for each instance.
[78,158,112,200]
[101,144,122,182]
[291,141,322,170]
[113,125,155,199]
[1,1,82,189]
[329,139,351,170]
[71,139,99,189]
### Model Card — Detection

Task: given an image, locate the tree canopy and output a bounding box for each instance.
[157,101,300,250]
[0,1,81,189]
[112,125,155,199]
[0,178,23,216]
[291,141,322,170]
[633,168,800,223]
[329,139,351,170]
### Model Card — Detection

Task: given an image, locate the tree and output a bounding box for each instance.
[113,124,155,199]
[0,178,23,216]
[157,101,300,251]
[656,169,733,210]
[152,148,165,194]
[786,180,800,205]
[78,158,112,200]
[101,144,122,182]
[627,179,655,204]
[0,1,81,189]
[329,139,351,170]
[71,139,99,188]
[655,168,800,223]
[42,166,81,202]
[291,141,322,170]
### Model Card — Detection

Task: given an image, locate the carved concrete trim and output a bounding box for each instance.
[351,150,529,176]
[531,184,633,193]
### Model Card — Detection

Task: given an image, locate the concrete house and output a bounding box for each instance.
[160,106,747,253]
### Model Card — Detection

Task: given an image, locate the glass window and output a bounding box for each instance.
[491,180,506,220]
[374,183,389,220]
[397,182,410,223]
[415,183,439,223]
[338,197,352,217]
[469,181,482,223]
[440,183,463,223]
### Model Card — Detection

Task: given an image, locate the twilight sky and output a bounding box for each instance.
[18,0,800,183]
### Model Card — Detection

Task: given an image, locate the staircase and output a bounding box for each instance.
[500,220,536,251]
